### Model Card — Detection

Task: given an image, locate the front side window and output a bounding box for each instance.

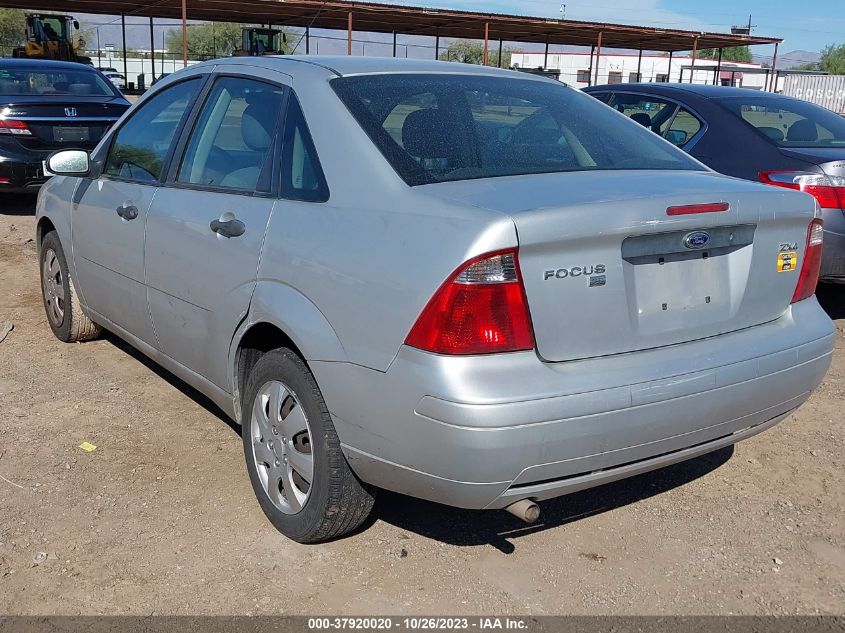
[333,75,701,186]
[103,78,201,182]
[717,96,845,148]
[177,76,285,191]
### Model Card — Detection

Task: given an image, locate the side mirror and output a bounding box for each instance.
[665,130,689,146]
[45,149,90,176]
[73,20,80,29]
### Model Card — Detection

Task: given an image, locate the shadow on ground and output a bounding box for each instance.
[0,194,37,216]
[817,283,845,321]
[373,446,734,552]
[102,331,239,435]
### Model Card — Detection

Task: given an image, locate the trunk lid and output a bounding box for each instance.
[0,98,128,151]
[419,170,816,362]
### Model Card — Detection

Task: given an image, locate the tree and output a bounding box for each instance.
[438,39,514,67]
[818,43,845,74]
[0,8,26,57]
[166,22,293,59]
[697,46,752,63]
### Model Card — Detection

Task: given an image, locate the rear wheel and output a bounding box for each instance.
[242,348,375,542]
[39,231,101,343]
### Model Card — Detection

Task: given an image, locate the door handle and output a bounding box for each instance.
[116,204,139,220]
[210,217,245,238]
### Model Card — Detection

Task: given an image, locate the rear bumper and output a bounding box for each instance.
[0,148,50,192]
[313,299,834,509]
[820,208,845,283]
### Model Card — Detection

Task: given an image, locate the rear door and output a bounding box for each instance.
[72,77,204,344]
[144,70,287,389]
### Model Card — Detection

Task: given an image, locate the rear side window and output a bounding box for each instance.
[665,108,702,147]
[177,76,284,191]
[332,74,701,186]
[717,96,845,148]
[280,94,329,202]
[608,93,676,134]
[104,78,201,182]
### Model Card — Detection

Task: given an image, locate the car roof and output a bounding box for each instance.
[0,58,97,72]
[193,55,549,80]
[586,82,792,101]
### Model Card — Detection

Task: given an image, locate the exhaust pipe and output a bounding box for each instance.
[504,499,540,523]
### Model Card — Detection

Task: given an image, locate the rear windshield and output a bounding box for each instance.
[716,96,845,148]
[331,74,702,185]
[0,67,117,97]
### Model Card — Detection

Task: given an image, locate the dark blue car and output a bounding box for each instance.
[584,83,845,283]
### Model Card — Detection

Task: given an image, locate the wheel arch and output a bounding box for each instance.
[230,281,347,424]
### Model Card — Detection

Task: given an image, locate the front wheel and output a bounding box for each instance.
[242,348,375,542]
[39,231,102,343]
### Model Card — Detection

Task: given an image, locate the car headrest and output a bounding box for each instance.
[241,103,275,151]
[68,83,92,96]
[786,118,818,142]
[401,108,455,159]
[630,112,652,127]
[757,126,785,142]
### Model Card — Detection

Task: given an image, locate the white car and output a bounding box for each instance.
[103,71,125,90]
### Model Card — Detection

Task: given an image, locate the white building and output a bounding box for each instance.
[85,48,201,90]
[510,51,783,91]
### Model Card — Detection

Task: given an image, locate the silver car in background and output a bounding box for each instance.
[36,57,835,542]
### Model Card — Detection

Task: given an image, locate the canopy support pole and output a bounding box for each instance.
[149,17,155,83]
[667,51,673,82]
[543,38,549,69]
[347,12,353,55]
[715,47,723,84]
[498,38,503,68]
[636,49,642,82]
[435,31,440,60]
[587,44,594,86]
[690,36,698,83]
[769,42,779,90]
[392,31,397,58]
[180,0,187,67]
[305,26,310,54]
[483,22,489,66]
[593,31,602,85]
[121,14,128,80]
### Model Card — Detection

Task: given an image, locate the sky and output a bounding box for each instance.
[383,0,844,53]
[76,0,844,64]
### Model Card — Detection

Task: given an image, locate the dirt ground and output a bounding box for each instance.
[0,193,843,616]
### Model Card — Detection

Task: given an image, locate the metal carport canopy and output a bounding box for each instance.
[4,0,782,52]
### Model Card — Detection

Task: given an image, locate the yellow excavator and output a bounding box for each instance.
[12,14,92,64]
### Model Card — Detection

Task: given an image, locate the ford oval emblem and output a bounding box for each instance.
[683,231,710,250]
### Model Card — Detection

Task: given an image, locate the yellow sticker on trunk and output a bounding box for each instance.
[778,251,798,272]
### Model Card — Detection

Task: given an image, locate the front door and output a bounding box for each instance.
[72,77,204,344]
[144,73,286,389]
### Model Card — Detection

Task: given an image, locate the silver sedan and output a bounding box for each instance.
[36,56,835,542]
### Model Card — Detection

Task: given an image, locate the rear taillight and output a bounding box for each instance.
[0,119,32,136]
[405,249,535,355]
[759,171,845,210]
[792,219,824,304]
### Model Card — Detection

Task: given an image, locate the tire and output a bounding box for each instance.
[39,231,102,343]
[242,348,375,543]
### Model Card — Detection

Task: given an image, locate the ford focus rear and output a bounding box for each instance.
[35,57,835,542]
